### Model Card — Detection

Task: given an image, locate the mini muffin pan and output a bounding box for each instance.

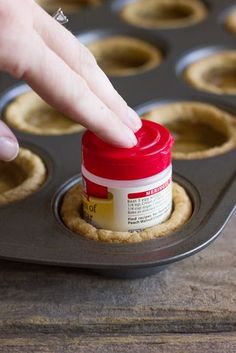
[0,0,236,278]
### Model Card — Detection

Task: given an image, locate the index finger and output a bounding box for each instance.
[32,1,142,133]
[22,31,138,147]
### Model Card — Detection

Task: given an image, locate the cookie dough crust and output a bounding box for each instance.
[0,148,46,206]
[120,0,207,29]
[61,182,192,244]
[36,0,102,13]
[143,102,236,159]
[87,36,162,76]
[184,51,236,95]
[225,10,236,35]
[4,91,84,135]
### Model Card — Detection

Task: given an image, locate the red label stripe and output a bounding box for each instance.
[128,179,171,199]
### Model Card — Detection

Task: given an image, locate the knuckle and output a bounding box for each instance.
[0,5,11,24]
[78,46,97,75]
[74,77,89,105]
[98,106,114,128]
[91,110,110,135]
[1,34,28,78]
[0,30,8,53]
[83,47,96,65]
[112,89,128,118]
[119,96,128,114]
[9,58,27,79]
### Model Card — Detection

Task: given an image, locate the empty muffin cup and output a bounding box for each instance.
[225,9,236,35]
[143,102,236,159]
[60,182,192,244]
[36,0,102,13]
[120,0,207,29]
[184,51,236,95]
[0,148,47,206]
[87,36,162,76]
[4,91,84,135]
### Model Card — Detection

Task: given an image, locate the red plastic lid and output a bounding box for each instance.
[82,119,174,180]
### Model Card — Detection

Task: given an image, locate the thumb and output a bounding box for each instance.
[0,120,19,161]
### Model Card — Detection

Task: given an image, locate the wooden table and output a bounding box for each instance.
[0,212,235,352]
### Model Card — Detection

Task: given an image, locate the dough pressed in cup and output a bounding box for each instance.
[143,102,236,159]
[184,51,236,95]
[61,182,192,244]
[4,91,84,135]
[87,36,162,76]
[120,0,207,29]
[0,148,47,206]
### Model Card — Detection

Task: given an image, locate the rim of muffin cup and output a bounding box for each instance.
[4,91,84,136]
[87,35,163,76]
[60,182,192,244]
[224,8,236,35]
[0,148,47,206]
[119,0,207,29]
[183,50,236,95]
[142,101,236,159]
[36,0,103,13]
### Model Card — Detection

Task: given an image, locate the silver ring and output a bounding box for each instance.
[52,8,69,25]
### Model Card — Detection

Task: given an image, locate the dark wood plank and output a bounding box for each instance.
[0,214,235,352]
[0,333,235,353]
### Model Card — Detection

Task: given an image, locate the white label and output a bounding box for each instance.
[82,169,172,232]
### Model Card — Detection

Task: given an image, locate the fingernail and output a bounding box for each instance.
[0,137,19,161]
[128,107,142,132]
[124,127,138,148]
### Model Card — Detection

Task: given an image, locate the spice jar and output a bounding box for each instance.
[82,119,174,232]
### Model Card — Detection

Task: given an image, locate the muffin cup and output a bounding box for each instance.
[143,102,236,159]
[0,148,46,206]
[4,91,84,135]
[87,36,162,76]
[184,51,236,95]
[120,0,207,29]
[60,182,192,244]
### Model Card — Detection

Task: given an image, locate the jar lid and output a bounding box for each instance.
[82,119,174,180]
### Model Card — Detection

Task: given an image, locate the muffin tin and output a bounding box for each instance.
[0,0,236,278]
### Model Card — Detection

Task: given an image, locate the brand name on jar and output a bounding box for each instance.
[128,178,171,199]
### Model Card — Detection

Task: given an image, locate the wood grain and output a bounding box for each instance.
[0,333,235,353]
[0,214,235,352]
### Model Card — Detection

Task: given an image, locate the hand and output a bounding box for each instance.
[0,120,19,161]
[0,0,141,161]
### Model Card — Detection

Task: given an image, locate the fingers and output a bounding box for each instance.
[22,31,137,147]
[32,2,142,132]
[0,0,140,148]
[0,121,19,161]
